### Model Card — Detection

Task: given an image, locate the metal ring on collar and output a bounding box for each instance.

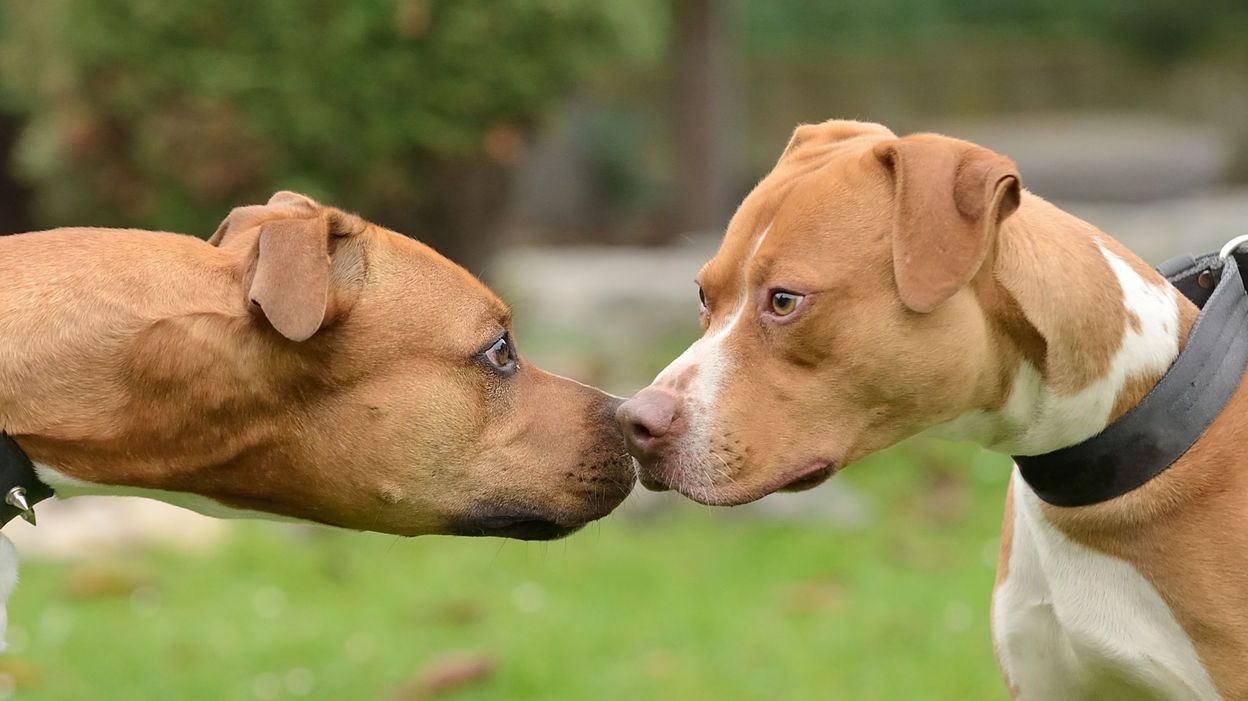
[1219,234,1248,260]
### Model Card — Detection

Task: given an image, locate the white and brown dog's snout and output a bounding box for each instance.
[616,387,679,491]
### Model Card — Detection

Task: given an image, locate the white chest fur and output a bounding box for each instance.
[993,471,1221,700]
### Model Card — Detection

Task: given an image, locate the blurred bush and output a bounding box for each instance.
[738,0,1248,59]
[0,0,662,263]
[0,1,1243,252]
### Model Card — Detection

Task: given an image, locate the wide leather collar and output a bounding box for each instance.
[1014,248,1248,507]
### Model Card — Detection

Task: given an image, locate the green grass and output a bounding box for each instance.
[4,441,1013,700]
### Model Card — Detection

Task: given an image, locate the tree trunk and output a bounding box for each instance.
[674,0,732,235]
[0,115,32,235]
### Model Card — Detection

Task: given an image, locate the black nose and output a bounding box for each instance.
[616,388,678,460]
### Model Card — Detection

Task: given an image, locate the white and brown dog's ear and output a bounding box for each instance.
[872,135,1021,313]
[780,119,897,161]
[210,191,362,342]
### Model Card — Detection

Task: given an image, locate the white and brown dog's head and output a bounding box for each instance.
[617,120,1027,504]
[13,192,634,539]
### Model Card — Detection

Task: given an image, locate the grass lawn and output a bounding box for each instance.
[3,440,1012,700]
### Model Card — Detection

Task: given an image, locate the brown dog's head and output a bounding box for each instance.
[141,191,635,538]
[617,120,1022,505]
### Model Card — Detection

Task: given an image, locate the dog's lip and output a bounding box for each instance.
[724,459,837,502]
[452,512,582,541]
[776,461,837,492]
[639,473,672,492]
[655,458,839,506]
[634,458,673,492]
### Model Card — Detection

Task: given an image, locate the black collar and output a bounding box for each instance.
[0,433,54,526]
[1015,248,1248,507]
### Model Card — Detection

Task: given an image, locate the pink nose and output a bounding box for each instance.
[616,388,678,460]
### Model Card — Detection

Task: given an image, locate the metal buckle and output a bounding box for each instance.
[1218,234,1248,261]
[4,486,36,525]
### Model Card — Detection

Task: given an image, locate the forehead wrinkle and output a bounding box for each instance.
[750,253,776,281]
[709,145,863,304]
[717,222,774,299]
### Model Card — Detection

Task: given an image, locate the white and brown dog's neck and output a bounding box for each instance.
[933,194,1200,457]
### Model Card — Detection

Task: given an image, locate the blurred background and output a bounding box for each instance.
[0,1,1246,699]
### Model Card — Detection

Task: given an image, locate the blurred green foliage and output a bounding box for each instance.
[0,0,663,260]
[0,1,1242,250]
[737,0,1248,61]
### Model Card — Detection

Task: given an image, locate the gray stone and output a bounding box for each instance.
[933,115,1233,202]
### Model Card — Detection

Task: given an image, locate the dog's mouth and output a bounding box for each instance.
[636,461,672,492]
[638,458,838,506]
[452,511,583,541]
[777,462,837,492]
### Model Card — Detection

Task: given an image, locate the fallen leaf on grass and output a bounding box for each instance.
[387,651,495,700]
[641,648,677,679]
[426,598,485,627]
[0,657,41,688]
[782,579,848,614]
[63,560,154,599]
[886,536,954,572]
[918,465,972,525]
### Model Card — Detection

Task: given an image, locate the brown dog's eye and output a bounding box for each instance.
[697,285,707,312]
[481,335,517,374]
[770,291,803,317]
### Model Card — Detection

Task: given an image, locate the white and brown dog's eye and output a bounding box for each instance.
[769,291,804,317]
[697,285,708,312]
[482,335,517,373]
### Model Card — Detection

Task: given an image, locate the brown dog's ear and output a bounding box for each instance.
[211,191,351,342]
[248,214,331,342]
[208,191,319,247]
[873,135,1021,313]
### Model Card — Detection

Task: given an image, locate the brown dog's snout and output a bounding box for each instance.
[616,388,678,459]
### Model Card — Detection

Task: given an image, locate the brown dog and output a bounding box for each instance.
[0,191,634,539]
[619,120,1243,699]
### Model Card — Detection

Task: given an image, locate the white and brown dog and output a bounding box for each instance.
[619,120,1246,699]
[0,192,634,642]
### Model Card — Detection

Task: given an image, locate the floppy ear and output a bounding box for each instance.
[211,191,336,342]
[249,215,331,342]
[872,135,1021,313]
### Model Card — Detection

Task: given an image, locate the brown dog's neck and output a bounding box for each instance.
[938,193,1199,457]
[0,228,293,491]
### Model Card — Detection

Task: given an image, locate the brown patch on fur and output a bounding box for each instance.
[1108,373,1160,423]
[976,272,1046,413]
[994,480,1019,698]
[1126,311,1142,334]
[996,480,1016,589]
[994,199,1129,396]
